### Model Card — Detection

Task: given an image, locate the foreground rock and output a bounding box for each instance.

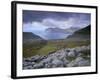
[67,57,90,67]
[23,45,90,69]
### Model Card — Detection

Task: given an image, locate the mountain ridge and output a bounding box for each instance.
[46,27,80,34]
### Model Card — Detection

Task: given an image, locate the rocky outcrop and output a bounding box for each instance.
[67,57,90,67]
[23,45,90,69]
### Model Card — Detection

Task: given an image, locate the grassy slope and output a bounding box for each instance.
[23,40,47,58]
[23,39,90,58]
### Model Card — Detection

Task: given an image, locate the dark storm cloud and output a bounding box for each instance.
[23,10,91,23]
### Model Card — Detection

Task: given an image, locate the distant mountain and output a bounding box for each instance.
[67,25,90,40]
[65,27,80,33]
[23,32,43,42]
[46,27,66,33]
[46,27,79,34]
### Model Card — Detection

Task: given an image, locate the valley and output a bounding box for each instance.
[23,25,91,69]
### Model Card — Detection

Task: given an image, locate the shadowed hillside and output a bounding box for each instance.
[74,25,90,35]
[23,32,42,40]
[67,25,90,40]
[23,32,44,43]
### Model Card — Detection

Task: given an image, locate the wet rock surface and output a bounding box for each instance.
[23,45,90,69]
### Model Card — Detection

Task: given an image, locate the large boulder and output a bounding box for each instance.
[45,63,52,68]
[23,58,32,62]
[67,57,90,67]
[52,58,64,67]
[75,45,90,52]
[41,57,53,64]
[30,55,41,62]
[33,63,44,69]
[56,50,68,60]
[62,58,69,67]
[67,51,76,57]
[23,62,32,67]
[78,59,90,66]
[67,49,78,57]
[23,65,33,69]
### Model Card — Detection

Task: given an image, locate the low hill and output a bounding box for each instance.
[23,32,43,43]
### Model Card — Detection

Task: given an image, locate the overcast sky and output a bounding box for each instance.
[23,10,91,32]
